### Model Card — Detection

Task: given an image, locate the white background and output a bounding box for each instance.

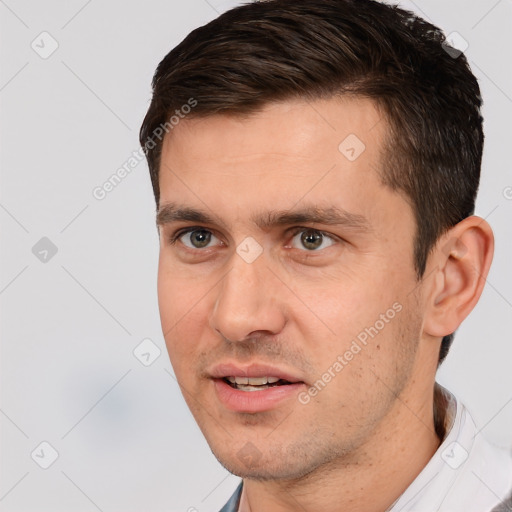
[1,1,511,511]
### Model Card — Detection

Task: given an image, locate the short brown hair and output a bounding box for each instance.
[140,0,484,364]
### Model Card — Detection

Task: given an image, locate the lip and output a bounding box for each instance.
[208,362,305,383]
[209,362,307,413]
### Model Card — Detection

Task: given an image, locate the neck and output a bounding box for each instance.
[238,380,444,512]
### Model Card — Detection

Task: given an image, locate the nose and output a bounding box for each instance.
[209,254,287,343]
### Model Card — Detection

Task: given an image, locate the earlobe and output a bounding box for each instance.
[423,216,494,338]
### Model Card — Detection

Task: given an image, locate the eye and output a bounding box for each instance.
[289,228,336,251]
[173,228,221,249]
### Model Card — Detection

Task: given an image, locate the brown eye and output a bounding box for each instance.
[290,229,335,251]
[301,230,323,250]
[181,229,216,249]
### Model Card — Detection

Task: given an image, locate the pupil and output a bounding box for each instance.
[191,230,211,248]
[301,229,322,250]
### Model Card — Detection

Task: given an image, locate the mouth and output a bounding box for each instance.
[222,376,296,392]
[208,362,307,412]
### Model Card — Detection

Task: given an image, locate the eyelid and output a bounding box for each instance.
[287,226,336,238]
[286,227,339,247]
[286,226,341,254]
[169,226,222,248]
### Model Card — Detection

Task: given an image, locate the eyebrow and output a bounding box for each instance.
[156,202,371,232]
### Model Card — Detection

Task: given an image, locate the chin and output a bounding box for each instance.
[210,442,335,482]
[217,459,306,481]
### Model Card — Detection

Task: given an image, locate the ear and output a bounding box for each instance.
[423,216,494,338]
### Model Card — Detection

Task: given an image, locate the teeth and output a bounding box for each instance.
[237,384,269,392]
[227,376,248,384]
[247,376,269,385]
[226,376,281,385]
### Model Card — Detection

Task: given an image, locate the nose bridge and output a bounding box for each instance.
[210,251,285,341]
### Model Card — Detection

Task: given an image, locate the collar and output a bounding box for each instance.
[389,382,512,511]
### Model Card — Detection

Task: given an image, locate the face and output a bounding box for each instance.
[157,97,428,480]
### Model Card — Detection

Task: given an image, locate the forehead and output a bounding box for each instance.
[157,96,407,234]
[161,96,385,174]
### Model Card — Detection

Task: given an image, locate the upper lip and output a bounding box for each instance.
[208,362,305,384]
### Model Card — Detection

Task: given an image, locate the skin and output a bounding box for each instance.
[156,97,494,512]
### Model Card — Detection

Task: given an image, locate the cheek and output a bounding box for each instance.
[304,304,419,423]
[295,276,410,378]
[158,253,206,326]
[294,278,387,344]
[157,269,181,335]
[157,264,210,365]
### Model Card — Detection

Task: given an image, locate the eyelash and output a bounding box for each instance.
[168,227,210,246]
[167,226,338,250]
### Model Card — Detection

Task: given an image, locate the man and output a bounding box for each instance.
[140,0,512,510]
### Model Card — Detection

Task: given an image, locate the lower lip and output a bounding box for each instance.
[213,379,306,413]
